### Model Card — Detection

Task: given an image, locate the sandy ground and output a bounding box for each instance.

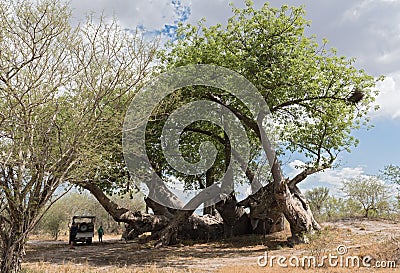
[24,218,400,272]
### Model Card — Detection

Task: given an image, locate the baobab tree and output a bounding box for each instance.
[84,2,380,246]
[79,1,381,248]
[147,1,380,244]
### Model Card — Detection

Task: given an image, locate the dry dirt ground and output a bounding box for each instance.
[23,218,400,272]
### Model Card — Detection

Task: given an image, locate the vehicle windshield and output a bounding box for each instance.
[72,217,95,224]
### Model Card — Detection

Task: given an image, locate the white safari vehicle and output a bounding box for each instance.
[71,216,95,245]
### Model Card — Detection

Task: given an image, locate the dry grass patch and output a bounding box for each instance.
[216,265,398,273]
[22,219,400,272]
[22,262,202,273]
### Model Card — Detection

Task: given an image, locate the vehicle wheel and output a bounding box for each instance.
[80,223,88,232]
[86,238,92,245]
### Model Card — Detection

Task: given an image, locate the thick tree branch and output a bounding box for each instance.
[79,180,170,233]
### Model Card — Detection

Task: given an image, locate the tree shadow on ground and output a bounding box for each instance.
[25,232,290,269]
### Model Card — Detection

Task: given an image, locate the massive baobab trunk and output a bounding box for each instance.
[80,180,287,245]
[202,94,323,243]
[80,181,225,243]
[275,183,320,243]
[256,112,321,243]
[215,193,251,237]
[82,112,322,246]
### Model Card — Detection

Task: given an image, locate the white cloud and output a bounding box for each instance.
[67,0,400,75]
[69,0,190,30]
[287,160,366,195]
[311,167,366,186]
[336,0,400,74]
[371,72,400,120]
[287,160,365,186]
[342,0,400,23]
[287,160,399,197]
[287,159,307,177]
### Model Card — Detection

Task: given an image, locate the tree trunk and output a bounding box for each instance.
[145,197,175,218]
[215,192,250,237]
[81,181,225,245]
[180,213,224,241]
[237,183,284,234]
[257,114,320,243]
[275,183,320,244]
[0,232,26,273]
[80,181,171,234]
[238,180,319,244]
[82,176,318,247]
[156,210,195,247]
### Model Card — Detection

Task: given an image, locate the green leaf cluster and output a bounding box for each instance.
[154,2,381,189]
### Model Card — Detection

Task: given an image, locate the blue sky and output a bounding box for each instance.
[70,0,400,196]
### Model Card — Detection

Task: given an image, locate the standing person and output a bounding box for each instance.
[97,225,104,243]
[69,222,78,248]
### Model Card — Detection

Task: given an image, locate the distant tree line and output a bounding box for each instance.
[33,192,145,240]
[305,175,399,221]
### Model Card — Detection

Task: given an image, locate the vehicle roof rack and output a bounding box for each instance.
[72,216,96,219]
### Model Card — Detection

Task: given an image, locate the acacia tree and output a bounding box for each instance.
[154,1,380,243]
[0,0,156,271]
[305,187,330,216]
[341,176,390,217]
[36,200,70,241]
[382,165,400,211]
[382,165,400,189]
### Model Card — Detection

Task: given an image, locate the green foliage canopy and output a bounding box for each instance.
[153,1,381,190]
[305,187,330,215]
[382,164,400,190]
[340,176,390,217]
